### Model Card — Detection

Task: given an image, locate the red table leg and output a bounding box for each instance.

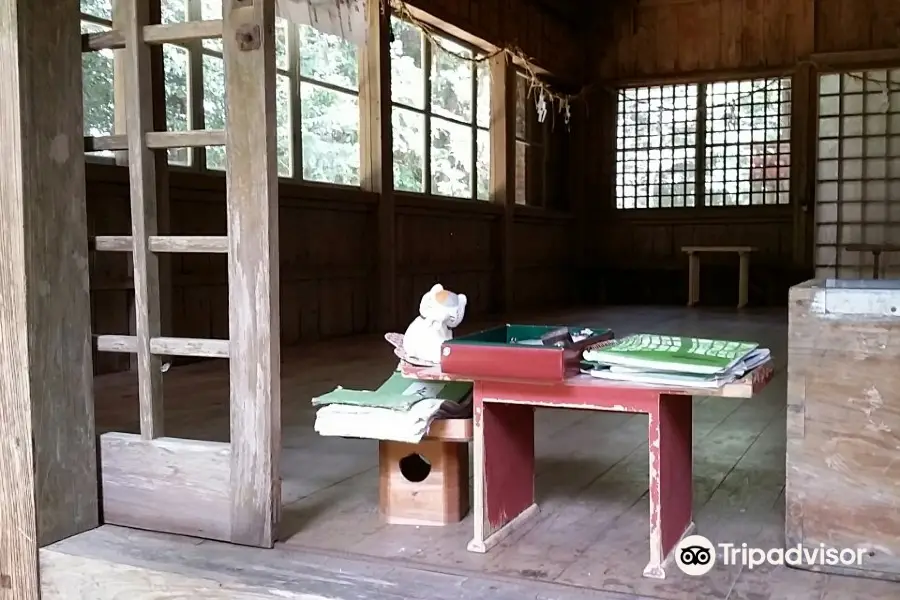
[468,383,538,553]
[644,393,695,578]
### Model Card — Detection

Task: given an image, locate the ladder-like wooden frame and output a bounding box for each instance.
[82,0,281,547]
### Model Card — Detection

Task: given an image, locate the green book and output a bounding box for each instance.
[312,371,472,412]
[583,334,758,376]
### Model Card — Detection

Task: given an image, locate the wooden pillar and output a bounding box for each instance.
[490,54,515,313]
[360,0,396,331]
[0,0,99,595]
[223,0,281,547]
[791,62,816,270]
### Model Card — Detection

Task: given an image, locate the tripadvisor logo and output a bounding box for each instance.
[675,534,716,576]
[674,534,868,576]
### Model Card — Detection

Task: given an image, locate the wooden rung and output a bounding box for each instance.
[147,130,227,149]
[91,236,133,252]
[94,335,230,358]
[92,236,228,253]
[85,130,226,152]
[82,20,224,52]
[151,236,228,253]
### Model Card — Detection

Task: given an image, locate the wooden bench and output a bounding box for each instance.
[845,243,900,279]
[682,246,757,309]
[378,417,472,526]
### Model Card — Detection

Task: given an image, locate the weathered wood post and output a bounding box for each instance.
[0,0,99,596]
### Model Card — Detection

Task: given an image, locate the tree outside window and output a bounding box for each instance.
[389,16,491,200]
[81,0,362,186]
[615,77,791,209]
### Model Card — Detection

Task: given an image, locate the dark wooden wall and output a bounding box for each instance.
[88,0,583,375]
[582,0,900,306]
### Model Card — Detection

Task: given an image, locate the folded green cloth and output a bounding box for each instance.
[312,371,472,412]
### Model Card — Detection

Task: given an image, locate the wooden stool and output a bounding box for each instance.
[378,418,472,526]
[682,245,756,309]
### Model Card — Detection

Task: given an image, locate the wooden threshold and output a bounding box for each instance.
[99,433,231,541]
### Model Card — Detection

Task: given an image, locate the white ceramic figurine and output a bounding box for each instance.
[402,283,467,365]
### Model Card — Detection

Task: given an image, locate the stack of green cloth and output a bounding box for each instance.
[313,371,472,443]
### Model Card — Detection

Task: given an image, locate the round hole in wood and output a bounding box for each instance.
[399,453,431,483]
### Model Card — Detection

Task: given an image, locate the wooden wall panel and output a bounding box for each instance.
[395,200,498,321]
[593,215,798,306]
[511,212,576,310]
[598,0,815,80]
[597,0,900,81]
[815,0,900,53]
[409,0,582,81]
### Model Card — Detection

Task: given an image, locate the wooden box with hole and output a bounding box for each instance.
[379,418,473,526]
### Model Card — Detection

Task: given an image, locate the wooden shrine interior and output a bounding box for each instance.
[3,0,900,598]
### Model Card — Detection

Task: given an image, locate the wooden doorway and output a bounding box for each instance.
[82,0,281,547]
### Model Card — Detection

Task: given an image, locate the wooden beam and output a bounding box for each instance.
[360,0,396,331]
[92,235,229,253]
[223,0,281,548]
[489,54,516,312]
[94,335,230,358]
[82,19,224,52]
[85,129,227,152]
[0,0,99,595]
[99,433,232,541]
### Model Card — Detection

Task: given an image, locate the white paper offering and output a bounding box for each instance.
[276,0,367,46]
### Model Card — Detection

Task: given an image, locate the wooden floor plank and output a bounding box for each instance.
[44,525,649,600]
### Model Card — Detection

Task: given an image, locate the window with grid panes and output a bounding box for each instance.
[815,69,900,279]
[705,78,791,206]
[514,73,547,206]
[81,0,115,160]
[199,0,292,177]
[83,0,362,185]
[616,77,791,209]
[389,16,491,200]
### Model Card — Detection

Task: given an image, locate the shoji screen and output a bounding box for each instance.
[816,69,900,279]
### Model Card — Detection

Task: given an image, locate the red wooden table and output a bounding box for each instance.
[400,360,774,579]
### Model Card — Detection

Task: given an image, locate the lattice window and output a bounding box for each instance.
[617,84,697,209]
[815,69,900,279]
[616,77,792,209]
[705,78,791,206]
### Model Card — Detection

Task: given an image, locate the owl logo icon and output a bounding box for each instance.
[676,534,716,576]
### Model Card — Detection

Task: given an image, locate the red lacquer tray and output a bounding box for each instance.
[440,324,614,383]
